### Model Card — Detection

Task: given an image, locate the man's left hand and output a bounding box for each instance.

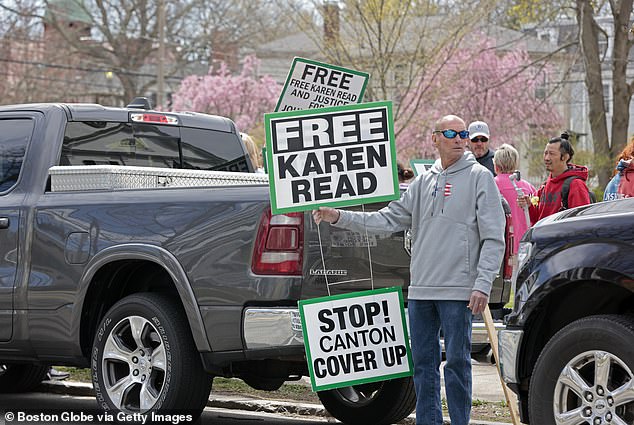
[468,290,489,315]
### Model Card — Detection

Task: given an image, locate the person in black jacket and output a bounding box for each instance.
[468,121,495,176]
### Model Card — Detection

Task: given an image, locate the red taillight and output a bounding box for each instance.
[252,208,303,275]
[503,213,514,280]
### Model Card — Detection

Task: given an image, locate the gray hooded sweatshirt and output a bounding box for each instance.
[336,152,505,301]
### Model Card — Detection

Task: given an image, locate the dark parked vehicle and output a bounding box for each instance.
[0,100,416,424]
[0,100,511,424]
[498,198,634,424]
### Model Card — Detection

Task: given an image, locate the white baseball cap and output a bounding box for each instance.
[468,121,490,139]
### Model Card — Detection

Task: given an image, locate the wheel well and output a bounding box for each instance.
[79,259,180,357]
[519,280,634,385]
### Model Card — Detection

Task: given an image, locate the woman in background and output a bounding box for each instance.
[241,133,264,173]
[493,144,536,253]
[604,137,634,200]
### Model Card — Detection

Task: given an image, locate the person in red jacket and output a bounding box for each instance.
[518,132,591,224]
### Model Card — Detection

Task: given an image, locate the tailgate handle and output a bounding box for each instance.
[0,217,9,229]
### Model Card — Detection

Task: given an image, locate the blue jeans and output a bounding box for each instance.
[408,299,473,425]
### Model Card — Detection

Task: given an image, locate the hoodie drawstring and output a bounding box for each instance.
[432,173,440,216]
[432,171,448,215]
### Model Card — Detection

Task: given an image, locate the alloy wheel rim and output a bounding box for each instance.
[554,350,634,425]
[102,315,167,413]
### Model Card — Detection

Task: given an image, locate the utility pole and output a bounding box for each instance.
[157,0,166,109]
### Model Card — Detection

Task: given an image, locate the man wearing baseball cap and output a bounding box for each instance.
[468,121,496,176]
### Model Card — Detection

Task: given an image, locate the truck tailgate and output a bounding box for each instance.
[302,200,410,300]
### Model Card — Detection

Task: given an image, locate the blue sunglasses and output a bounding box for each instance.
[434,129,470,139]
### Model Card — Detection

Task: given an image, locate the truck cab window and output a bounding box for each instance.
[130,123,180,168]
[180,127,250,172]
[62,122,181,168]
[63,122,135,166]
[0,119,33,192]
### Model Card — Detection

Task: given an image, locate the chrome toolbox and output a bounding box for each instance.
[49,165,268,192]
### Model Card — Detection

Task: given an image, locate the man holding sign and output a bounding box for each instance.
[313,115,505,425]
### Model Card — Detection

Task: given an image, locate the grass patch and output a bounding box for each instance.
[212,377,320,403]
[56,366,91,382]
[59,368,511,422]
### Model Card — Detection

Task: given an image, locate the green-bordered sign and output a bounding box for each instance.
[299,287,413,392]
[264,101,399,215]
[410,159,436,176]
[275,57,369,112]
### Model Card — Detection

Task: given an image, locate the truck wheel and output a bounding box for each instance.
[0,364,48,393]
[92,293,212,421]
[317,376,416,425]
[529,315,634,424]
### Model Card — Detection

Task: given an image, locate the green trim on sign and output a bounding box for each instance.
[275,57,370,112]
[398,286,415,374]
[268,99,388,120]
[264,116,277,210]
[298,287,413,392]
[265,101,399,215]
[274,57,299,112]
[298,286,399,307]
[410,159,435,176]
[271,193,400,215]
[311,370,413,392]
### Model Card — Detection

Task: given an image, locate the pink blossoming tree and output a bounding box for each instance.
[171,55,280,134]
[396,35,562,160]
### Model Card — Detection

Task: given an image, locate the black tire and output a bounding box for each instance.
[92,293,212,422]
[529,315,634,425]
[317,376,416,425]
[0,364,48,393]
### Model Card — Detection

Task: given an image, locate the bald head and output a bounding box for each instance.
[434,115,466,132]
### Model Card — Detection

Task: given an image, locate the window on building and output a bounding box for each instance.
[603,83,612,115]
[535,72,547,100]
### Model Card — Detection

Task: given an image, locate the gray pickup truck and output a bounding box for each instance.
[0,100,511,424]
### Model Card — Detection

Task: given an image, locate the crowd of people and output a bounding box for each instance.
[313,116,632,425]
[314,115,504,425]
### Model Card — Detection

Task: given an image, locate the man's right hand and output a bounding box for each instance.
[312,207,340,225]
[517,195,531,209]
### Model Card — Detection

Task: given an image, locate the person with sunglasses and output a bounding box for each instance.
[312,115,505,425]
[467,121,496,176]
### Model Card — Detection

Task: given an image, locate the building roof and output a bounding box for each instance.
[44,0,92,24]
[256,15,556,59]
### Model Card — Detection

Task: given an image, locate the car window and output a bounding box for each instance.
[129,123,180,168]
[62,121,249,172]
[0,118,33,192]
[62,122,135,166]
[62,122,181,168]
[180,127,250,172]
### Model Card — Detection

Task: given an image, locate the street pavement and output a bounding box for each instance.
[37,360,511,425]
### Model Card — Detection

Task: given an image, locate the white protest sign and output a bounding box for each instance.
[299,287,413,391]
[264,101,399,215]
[275,57,369,112]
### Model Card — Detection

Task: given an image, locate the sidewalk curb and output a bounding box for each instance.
[39,381,512,425]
